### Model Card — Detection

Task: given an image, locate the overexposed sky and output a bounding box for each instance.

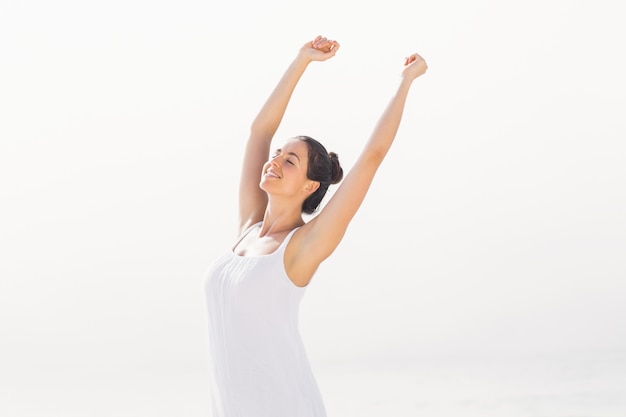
[1,0,625,387]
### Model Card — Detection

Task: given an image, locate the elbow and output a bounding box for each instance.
[249,119,275,140]
[249,119,261,135]
[364,145,389,165]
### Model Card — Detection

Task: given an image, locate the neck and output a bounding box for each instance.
[260,199,305,237]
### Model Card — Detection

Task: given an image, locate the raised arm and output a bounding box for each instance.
[298,53,428,267]
[238,36,340,234]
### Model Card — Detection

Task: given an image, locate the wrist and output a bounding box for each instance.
[398,75,415,89]
[294,49,314,66]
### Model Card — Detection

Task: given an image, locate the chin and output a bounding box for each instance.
[259,179,272,193]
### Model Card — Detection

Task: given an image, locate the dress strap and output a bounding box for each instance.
[278,226,300,251]
[231,222,262,252]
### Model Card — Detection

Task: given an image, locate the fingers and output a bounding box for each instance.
[401,52,428,79]
[323,40,339,57]
[404,54,418,66]
[312,35,327,48]
[312,35,339,53]
[405,53,427,69]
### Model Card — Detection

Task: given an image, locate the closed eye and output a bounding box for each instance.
[270,148,300,165]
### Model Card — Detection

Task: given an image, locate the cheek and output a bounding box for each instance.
[287,165,306,180]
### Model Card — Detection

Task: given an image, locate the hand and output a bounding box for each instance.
[299,35,340,62]
[401,53,428,81]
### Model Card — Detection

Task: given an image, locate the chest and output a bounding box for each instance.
[205,253,303,316]
[233,230,290,257]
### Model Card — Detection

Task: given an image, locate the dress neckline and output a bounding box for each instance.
[231,222,299,259]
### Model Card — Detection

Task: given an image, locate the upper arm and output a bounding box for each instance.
[296,77,414,264]
[295,150,384,266]
[238,131,271,233]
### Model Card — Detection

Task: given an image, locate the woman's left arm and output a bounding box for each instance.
[300,53,428,264]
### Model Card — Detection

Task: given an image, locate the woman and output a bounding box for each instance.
[204,35,427,417]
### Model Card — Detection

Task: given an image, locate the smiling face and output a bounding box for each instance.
[259,138,318,200]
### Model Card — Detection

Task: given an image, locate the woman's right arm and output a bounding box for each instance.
[238,36,340,234]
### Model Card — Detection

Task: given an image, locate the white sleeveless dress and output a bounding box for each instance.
[203,224,326,417]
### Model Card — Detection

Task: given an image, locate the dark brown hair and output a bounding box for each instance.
[296,135,344,214]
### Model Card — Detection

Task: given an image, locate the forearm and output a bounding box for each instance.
[250,54,311,139]
[365,77,414,160]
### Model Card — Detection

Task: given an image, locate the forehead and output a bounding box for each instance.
[277,139,308,157]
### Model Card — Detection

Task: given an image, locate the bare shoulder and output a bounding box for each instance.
[284,219,328,287]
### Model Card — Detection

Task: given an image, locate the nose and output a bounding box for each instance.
[266,159,279,171]
[264,158,280,174]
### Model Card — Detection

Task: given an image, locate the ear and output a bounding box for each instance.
[303,180,320,194]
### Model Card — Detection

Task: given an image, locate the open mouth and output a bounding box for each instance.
[265,170,281,178]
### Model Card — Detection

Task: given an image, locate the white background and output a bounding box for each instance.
[1,0,625,415]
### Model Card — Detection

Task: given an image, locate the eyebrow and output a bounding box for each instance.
[274,149,301,162]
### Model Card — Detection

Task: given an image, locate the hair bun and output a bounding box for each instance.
[328,152,344,184]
